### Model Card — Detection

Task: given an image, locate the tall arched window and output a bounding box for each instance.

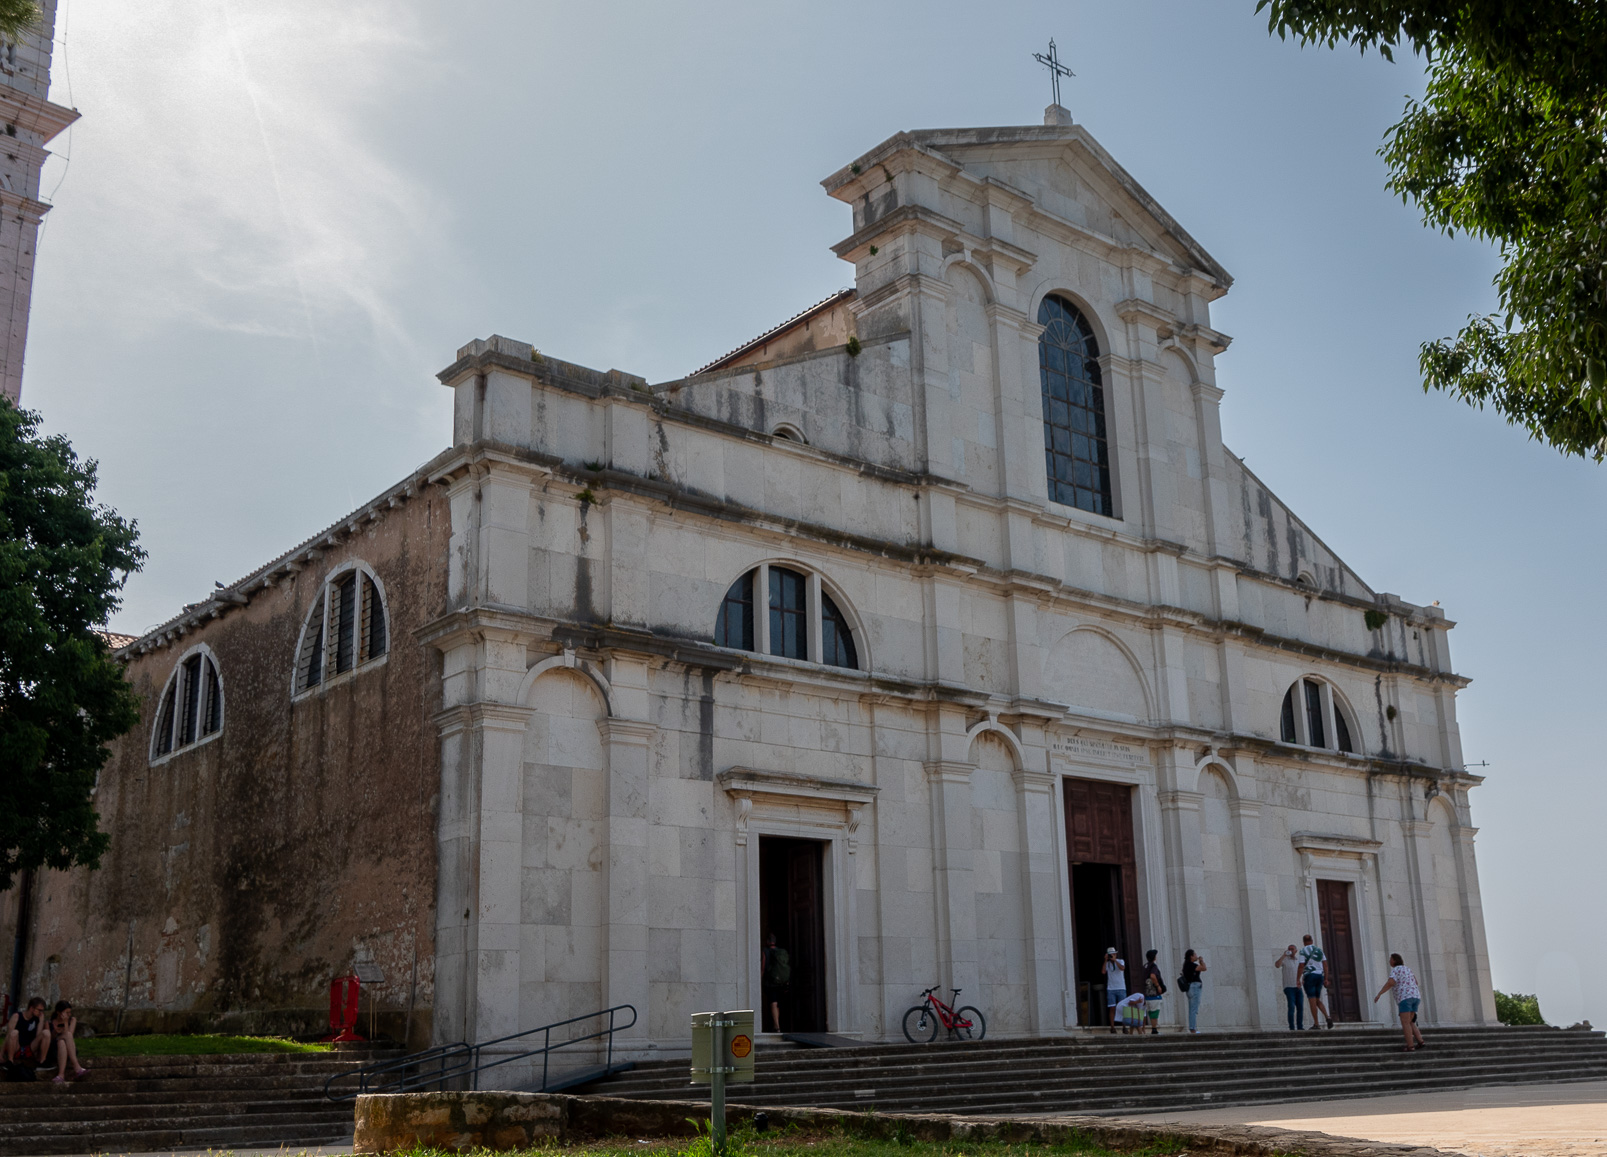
[1279,676,1356,754]
[294,563,389,695]
[1038,295,1114,517]
[712,564,860,671]
[151,645,223,761]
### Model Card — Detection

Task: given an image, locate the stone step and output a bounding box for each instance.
[0,1094,342,1123]
[0,1106,352,1139]
[602,1038,1607,1090]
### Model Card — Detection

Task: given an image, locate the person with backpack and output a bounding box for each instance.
[1141,949,1167,1036]
[761,932,791,1033]
[1177,949,1206,1032]
[1297,934,1334,1029]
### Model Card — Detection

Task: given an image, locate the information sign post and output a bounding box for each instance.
[690,1010,755,1155]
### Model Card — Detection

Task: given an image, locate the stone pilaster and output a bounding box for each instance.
[923,760,977,994]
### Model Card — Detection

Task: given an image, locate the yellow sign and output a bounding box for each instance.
[730,1034,752,1058]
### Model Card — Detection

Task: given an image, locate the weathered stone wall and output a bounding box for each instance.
[5,483,449,1046]
[352,1091,1463,1157]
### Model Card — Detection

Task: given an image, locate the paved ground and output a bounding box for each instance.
[33,1147,354,1157]
[1133,1079,1607,1157]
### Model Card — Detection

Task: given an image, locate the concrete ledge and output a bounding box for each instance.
[352,1091,1464,1157]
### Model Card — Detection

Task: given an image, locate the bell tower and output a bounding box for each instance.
[0,0,76,405]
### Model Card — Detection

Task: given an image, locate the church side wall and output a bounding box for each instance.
[7,489,448,1046]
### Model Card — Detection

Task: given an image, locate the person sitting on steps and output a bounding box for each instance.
[1297,934,1335,1029]
[44,1001,88,1083]
[2,998,49,1074]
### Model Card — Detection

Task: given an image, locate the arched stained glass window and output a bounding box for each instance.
[711,565,860,672]
[1038,295,1114,517]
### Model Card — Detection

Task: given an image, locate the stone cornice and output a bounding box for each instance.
[0,87,77,143]
[718,767,879,806]
[1291,831,1384,857]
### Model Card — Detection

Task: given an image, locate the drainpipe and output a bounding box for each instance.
[7,868,35,1009]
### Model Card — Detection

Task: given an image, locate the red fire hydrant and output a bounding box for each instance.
[325,974,363,1042]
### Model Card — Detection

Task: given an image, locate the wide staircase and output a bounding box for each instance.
[579,1025,1607,1119]
[0,1050,386,1156]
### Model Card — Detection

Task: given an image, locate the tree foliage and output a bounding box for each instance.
[1493,989,1546,1025]
[0,1,37,43]
[0,400,144,890]
[1259,1,1607,458]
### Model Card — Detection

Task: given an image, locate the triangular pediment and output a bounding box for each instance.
[825,122,1231,288]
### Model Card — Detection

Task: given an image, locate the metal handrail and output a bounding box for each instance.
[324,1004,637,1102]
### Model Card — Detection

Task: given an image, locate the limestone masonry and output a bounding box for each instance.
[3,105,1495,1054]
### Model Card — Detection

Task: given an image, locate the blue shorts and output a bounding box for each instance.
[1398,997,1420,1015]
[1106,987,1126,1007]
[1302,973,1325,998]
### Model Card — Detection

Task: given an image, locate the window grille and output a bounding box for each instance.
[1037,295,1114,517]
[151,649,223,760]
[294,565,389,695]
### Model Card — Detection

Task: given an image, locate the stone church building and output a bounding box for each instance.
[5,106,1497,1052]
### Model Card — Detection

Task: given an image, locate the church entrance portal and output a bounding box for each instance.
[1317,879,1362,1021]
[1063,778,1142,1027]
[758,836,827,1033]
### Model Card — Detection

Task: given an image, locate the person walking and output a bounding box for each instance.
[1297,934,1334,1029]
[1102,947,1127,1034]
[1274,944,1304,1030]
[1373,952,1426,1051]
[1141,949,1167,1036]
[760,932,790,1033]
[1178,949,1206,1033]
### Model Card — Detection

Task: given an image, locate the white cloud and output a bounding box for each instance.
[46,0,442,360]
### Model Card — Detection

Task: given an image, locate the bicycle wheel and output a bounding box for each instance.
[902,1004,939,1043]
[951,1006,986,1041]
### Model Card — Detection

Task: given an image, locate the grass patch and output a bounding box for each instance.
[389,1122,1182,1157]
[77,1033,332,1057]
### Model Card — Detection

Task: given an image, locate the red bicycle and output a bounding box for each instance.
[902,986,986,1042]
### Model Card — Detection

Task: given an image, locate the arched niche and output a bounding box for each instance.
[1043,626,1152,722]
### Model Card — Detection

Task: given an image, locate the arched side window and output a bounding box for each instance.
[151,645,223,761]
[712,564,860,671]
[1279,676,1356,754]
[294,563,389,695]
[1037,294,1114,517]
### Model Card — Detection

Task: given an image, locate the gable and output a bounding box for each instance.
[824,122,1231,289]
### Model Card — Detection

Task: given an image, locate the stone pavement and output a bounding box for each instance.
[1132,1079,1607,1157]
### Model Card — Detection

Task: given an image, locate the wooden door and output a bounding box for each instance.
[785,841,828,1032]
[1063,778,1142,996]
[1317,879,1362,1021]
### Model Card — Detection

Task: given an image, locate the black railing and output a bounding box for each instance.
[324,1004,637,1102]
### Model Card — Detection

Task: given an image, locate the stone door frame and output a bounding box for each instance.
[1292,832,1387,1025]
[719,768,878,1038]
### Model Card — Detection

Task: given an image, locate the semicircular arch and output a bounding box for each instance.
[1043,624,1152,722]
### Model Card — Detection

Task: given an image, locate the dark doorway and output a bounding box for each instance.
[1316,879,1362,1021]
[1063,778,1142,1027]
[759,837,827,1033]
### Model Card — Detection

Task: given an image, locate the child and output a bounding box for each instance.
[1115,990,1148,1035]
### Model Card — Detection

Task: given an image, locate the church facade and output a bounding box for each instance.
[6,108,1496,1051]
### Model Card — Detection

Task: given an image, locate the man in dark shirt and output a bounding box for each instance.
[3,998,50,1067]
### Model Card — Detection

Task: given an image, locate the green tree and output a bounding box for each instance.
[0,400,144,891]
[1259,1,1607,458]
[1494,990,1545,1025]
[0,1,37,43]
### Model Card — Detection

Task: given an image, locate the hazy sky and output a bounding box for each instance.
[26,1,1599,1025]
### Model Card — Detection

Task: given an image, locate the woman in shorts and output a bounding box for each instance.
[44,1001,88,1083]
[1373,953,1425,1051]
